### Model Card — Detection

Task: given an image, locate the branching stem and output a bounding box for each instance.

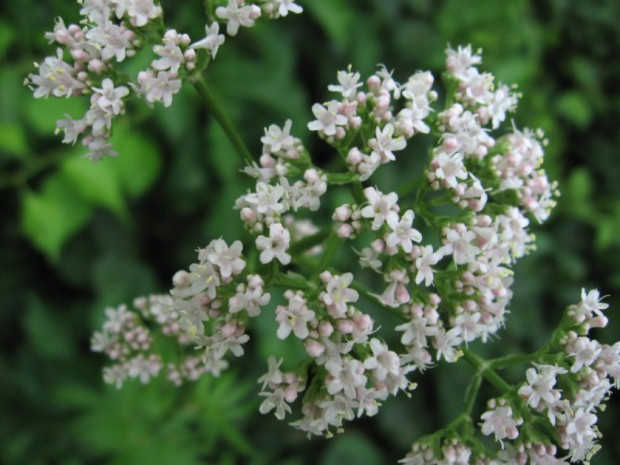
[191,75,254,165]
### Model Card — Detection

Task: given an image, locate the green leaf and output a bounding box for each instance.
[0,19,15,61]
[110,127,162,198]
[555,91,592,129]
[565,167,593,220]
[60,155,128,217]
[0,122,29,158]
[23,297,73,360]
[92,254,157,308]
[24,95,89,135]
[21,174,93,261]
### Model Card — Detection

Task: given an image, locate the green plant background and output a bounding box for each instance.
[1,0,619,464]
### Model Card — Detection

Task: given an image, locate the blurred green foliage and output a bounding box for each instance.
[1,0,619,464]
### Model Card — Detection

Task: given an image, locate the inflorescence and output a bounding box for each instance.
[27,3,617,464]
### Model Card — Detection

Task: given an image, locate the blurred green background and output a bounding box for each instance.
[1,0,619,464]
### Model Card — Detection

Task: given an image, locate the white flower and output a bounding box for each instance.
[84,137,118,162]
[127,354,163,383]
[202,239,246,278]
[256,223,291,265]
[328,69,362,100]
[93,78,130,115]
[136,70,182,107]
[119,0,163,27]
[259,389,291,420]
[363,338,400,381]
[567,337,601,374]
[396,315,438,348]
[431,151,468,188]
[564,408,598,462]
[56,116,86,144]
[320,272,359,318]
[355,247,382,272]
[325,357,367,399]
[262,0,303,18]
[441,225,480,265]
[307,101,348,136]
[369,123,407,162]
[579,288,609,317]
[433,327,462,362]
[29,49,85,98]
[453,312,484,343]
[228,276,270,317]
[275,293,316,339]
[480,403,522,446]
[385,210,422,253]
[152,38,185,73]
[445,44,482,78]
[190,22,225,58]
[187,261,220,300]
[414,245,442,286]
[360,187,399,231]
[216,0,261,36]
[517,364,565,409]
[261,119,296,154]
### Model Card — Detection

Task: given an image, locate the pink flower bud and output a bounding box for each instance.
[305,339,325,357]
[336,223,353,238]
[319,271,332,284]
[319,321,333,338]
[88,59,105,73]
[240,207,257,224]
[333,204,352,222]
[337,319,354,334]
[367,75,380,91]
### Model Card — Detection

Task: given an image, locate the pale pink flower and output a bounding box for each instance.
[307,101,348,136]
[256,223,291,265]
[190,22,226,58]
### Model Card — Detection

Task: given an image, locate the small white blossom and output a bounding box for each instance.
[190,22,226,58]
[360,187,399,231]
[328,69,363,100]
[216,0,261,36]
[307,101,348,136]
[256,223,291,265]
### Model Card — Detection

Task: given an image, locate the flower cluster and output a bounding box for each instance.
[27,0,302,161]
[259,272,413,437]
[89,43,618,465]
[91,294,208,387]
[398,289,618,464]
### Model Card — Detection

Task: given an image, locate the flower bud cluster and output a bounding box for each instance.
[467,289,618,463]
[91,294,208,388]
[167,239,272,374]
[28,0,301,161]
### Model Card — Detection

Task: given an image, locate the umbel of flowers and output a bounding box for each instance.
[26,0,302,161]
[86,41,620,464]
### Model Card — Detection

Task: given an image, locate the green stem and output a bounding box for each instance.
[310,230,340,281]
[350,180,366,205]
[463,374,482,417]
[325,171,358,185]
[289,228,332,255]
[488,351,543,370]
[191,75,254,165]
[272,272,314,291]
[462,349,512,394]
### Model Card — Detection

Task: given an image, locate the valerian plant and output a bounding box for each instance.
[28,1,619,464]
